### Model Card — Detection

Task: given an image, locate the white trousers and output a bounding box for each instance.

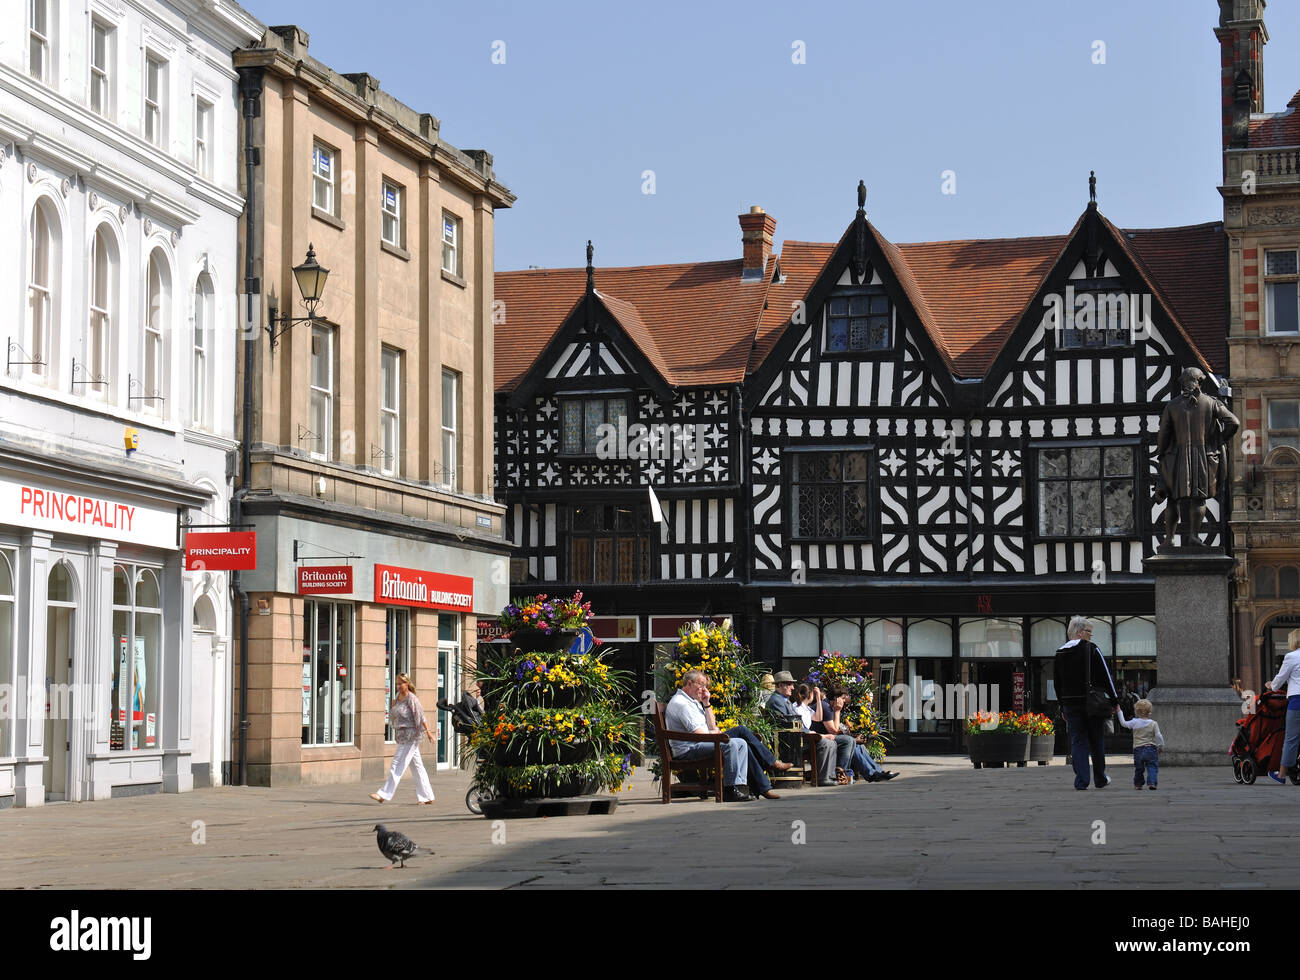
[376,740,434,803]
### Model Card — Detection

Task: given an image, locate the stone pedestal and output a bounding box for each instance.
[1144,550,1240,765]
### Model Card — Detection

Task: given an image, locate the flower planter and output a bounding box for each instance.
[1028,734,1055,766]
[491,739,593,767]
[968,732,1030,768]
[506,627,580,653]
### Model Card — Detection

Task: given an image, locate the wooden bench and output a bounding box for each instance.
[651,702,730,804]
[767,711,822,788]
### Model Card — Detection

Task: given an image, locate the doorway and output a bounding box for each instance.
[43,563,76,801]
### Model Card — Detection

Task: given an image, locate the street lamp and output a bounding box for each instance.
[266,243,329,351]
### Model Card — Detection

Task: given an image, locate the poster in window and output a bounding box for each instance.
[145,712,156,748]
[132,635,146,723]
[301,656,311,727]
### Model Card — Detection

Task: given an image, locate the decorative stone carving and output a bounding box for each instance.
[170,230,179,246]
[118,205,127,222]
[144,218,153,236]
[60,177,71,197]
[1248,205,1300,226]
[89,191,99,209]
[1226,201,1243,221]
[1276,482,1297,510]
[26,162,36,182]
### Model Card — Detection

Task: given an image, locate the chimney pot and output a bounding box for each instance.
[739,207,777,282]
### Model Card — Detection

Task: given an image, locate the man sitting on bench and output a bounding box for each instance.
[666,670,791,801]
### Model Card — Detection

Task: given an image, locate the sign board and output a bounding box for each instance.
[648,615,732,642]
[298,565,353,595]
[570,628,595,655]
[590,616,638,642]
[1012,671,1026,712]
[185,531,257,570]
[373,564,473,612]
[2,476,177,549]
[477,620,509,645]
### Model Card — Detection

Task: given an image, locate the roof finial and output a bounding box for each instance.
[857,179,866,212]
[586,240,594,293]
[1088,170,1097,206]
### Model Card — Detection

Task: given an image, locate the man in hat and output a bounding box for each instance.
[767,671,837,786]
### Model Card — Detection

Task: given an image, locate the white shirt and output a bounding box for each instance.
[1116,708,1165,748]
[794,703,813,732]
[665,688,709,757]
[1270,649,1300,698]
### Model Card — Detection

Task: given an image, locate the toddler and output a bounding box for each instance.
[1117,699,1164,789]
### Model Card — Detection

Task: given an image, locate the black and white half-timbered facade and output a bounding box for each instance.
[496,191,1230,750]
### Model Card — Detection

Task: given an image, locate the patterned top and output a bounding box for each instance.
[390,692,427,745]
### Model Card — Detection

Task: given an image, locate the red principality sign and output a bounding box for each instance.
[185,531,257,570]
[298,565,354,595]
[373,564,474,612]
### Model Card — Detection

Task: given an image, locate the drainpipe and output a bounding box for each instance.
[234,66,263,787]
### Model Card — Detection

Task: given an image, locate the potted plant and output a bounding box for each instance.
[966,712,1031,768]
[497,591,596,652]
[655,619,776,745]
[805,649,891,761]
[1021,711,1056,765]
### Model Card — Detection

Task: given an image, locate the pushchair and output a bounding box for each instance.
[1230,690,1299,784]
[437,691,493,813]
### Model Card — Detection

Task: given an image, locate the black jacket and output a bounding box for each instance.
[1054,639,1118,706]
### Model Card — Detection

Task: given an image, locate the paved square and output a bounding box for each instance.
[2,756,1294,889]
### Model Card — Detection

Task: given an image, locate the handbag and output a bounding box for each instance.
[1083,642,1115,720]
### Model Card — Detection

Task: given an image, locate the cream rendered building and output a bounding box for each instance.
[232,27,513,786]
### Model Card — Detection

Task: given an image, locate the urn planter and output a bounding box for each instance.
[968,732,1031,768]
[1028,734,1055,766]
[506,628,581,653]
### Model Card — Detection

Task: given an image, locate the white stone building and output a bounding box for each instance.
[0,0,260,805]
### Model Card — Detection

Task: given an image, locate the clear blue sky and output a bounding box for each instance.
[248,0,1300,272]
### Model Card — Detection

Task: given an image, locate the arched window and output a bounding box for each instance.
[143,249,168,412]
[87,225,116,399]
[1280,566,1300,598]
[1256,566,1277,599]
[192,272,212,427]
[27,199,59,381]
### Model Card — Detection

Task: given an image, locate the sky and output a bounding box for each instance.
[246,0,1300,272]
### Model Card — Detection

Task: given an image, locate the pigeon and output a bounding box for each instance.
[372,824,427,869]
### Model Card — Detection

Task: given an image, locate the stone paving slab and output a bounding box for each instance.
[1,755,1297,889]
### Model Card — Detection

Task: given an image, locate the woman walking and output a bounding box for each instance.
[370,673,435,805]
[1267,628,1300,785]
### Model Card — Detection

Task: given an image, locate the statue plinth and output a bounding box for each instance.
[1143,549,1240,765]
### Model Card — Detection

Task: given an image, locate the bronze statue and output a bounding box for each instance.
[1154,367,1239,547]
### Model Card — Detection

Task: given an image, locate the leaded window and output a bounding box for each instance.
[560,397,628,455]
[1037,445,1135,537]
[790,450,870,539]
[568,504,650,583]
[827,289,890,352]
[1057,288,1133,348]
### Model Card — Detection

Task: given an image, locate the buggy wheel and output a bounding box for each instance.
[466,785,493,815]
[1290,770,1300,786]
[1232,758,1243,783]
[1241,759,1257,784]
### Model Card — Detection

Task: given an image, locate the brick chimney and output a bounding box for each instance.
[739,206,776,282]
[1215,0,1267,150]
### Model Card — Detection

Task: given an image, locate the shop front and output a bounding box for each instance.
[239,511,505,786]
[0,452,210,806]
[765,591,1157,754]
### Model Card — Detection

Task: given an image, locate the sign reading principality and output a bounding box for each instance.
[1,476,177,549]
[297,565,354,595]
[185,531,257,571]
[373,564,474,612]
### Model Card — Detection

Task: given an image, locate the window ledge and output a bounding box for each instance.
[312,206,345,231]
[441,268,466,289]
[381,240,410,261]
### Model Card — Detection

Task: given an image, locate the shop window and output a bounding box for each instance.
[822,618,861,658]
[438,613,457,644]
[110,564,162,752]
[1281,566,1300,598]
[566,504,650,584]
[384,608,410,743]
[1115,616,1156,658]
[302,600,353,746]
[0,550,14,757]
[1256,566,1277,598]
[781,619,819,663]
[1113,616,1156,703]
[1030,617,1067,657]
[958,618,1024,658]
[1036,445,1135,537]
[907,618,952,658]
[863,619,903,660]
[789,449,871,540]
[1087,617,1114,659]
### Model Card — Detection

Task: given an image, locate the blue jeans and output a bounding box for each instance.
[675,737,748,788]
[1283,698,1300,772]
[1062,704,1108,789]
[850,743,883,780]
[725,726,774,795]
[1133,745,1158,787]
